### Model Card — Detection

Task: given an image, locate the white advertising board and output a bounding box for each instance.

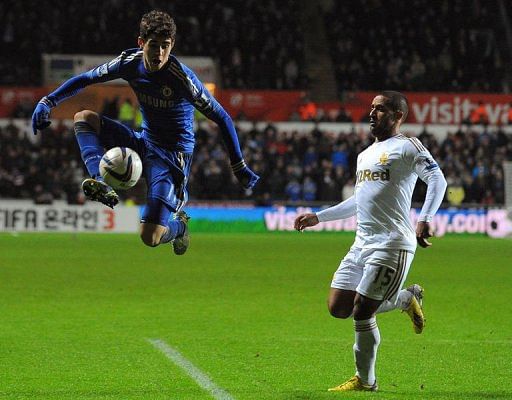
[0,201,139,233]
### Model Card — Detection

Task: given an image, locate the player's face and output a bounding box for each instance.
[138,35,174,72]
[369,95,400,140]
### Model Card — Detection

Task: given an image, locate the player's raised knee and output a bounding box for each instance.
[74,110,100,131]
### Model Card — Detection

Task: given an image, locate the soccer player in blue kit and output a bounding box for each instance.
[31,10,259,255]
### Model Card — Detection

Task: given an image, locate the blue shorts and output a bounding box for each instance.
[100,116,193,226]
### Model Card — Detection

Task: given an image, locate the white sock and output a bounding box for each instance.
[353,317,380,385]
[397,289,413,309]
[376,289,413,314]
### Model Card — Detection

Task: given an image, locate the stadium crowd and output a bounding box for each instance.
[0,0,305,90]
[0,120,509,206]
[324,0,507,95]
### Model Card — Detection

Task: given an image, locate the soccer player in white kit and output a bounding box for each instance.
[294,91,447,392]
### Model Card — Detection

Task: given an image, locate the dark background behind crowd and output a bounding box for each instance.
[324,0,509,95]
[0,0,306,90]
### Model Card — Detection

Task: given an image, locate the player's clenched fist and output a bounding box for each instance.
[294,212,319,232]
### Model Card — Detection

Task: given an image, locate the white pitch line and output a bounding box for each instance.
[147,338,235,400]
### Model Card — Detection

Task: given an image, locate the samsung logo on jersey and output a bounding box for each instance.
[357,169,390,183]
[137,92,175,108]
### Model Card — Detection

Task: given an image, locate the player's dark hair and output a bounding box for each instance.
[139,10,176,41]
[380,91,409,122]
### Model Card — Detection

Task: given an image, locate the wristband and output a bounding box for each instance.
[40,96,56,108]
[231,159,247,173]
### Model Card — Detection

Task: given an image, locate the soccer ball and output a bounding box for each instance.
[99,147,142,190]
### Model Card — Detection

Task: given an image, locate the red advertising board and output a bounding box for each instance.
[0,87,48,117]
[216,91,512,123]
[3,86,510,124]
[344,92,512,124]
[216,90,305,121]
[0,87,305,121]
[0,86,136,119]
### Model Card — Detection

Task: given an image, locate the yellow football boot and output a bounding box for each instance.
[328,375,378,392]
[404,284,425,334]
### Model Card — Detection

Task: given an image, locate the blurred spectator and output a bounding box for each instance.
[490,167,505,204]
[302,175,317,201]
[285,178,301,201]
[470,101,489,125]
[298,96,317,121]
[11,98,35,118]
[446,176,465,206]
[284,59,299,89]
[317,169,341,201]
[118,99,136,128]
[335,107,353,123]
[100,96,120,119]
[135,109,143,129]
[331,144,348,168]
[302,145,318,167]
[34,184,53,204]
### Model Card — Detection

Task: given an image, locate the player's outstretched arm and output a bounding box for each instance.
[295,196,357,232]
[32,54,124,135]
[31,73,95,135]
[316,195,357,222]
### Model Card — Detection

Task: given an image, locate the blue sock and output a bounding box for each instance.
[159,220,186,244]
[74,121,104,179]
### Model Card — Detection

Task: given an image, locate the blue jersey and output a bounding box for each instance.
[46,49,243,160]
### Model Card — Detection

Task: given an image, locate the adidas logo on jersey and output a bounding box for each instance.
[357,169,390,183]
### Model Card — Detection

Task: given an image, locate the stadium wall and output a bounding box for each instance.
[1,201,510,238]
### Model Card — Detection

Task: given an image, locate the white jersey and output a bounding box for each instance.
[353,134,440,252]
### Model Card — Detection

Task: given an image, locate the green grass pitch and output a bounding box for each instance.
[1,232,511,399]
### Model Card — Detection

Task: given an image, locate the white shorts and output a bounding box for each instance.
[331,246,414,301]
